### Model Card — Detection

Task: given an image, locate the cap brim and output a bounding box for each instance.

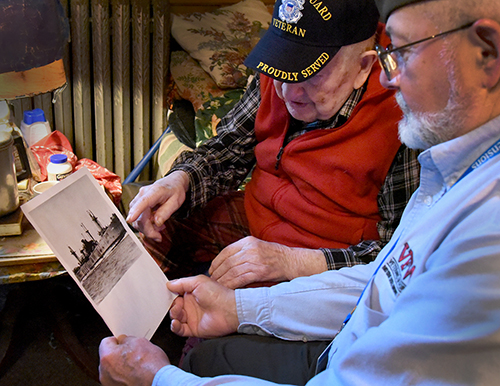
[244,29,340,83]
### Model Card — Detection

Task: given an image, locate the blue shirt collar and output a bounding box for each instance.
[418,115,500,188]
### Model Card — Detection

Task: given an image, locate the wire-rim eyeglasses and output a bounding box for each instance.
[375,21,475,80]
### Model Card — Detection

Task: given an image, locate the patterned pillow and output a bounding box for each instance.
[170,50,226,111]
[171,0,271,89]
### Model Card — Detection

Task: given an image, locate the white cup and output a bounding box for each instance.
[33,181,58,196]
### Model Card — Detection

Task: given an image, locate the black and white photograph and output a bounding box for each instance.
[69,210,136,305]
[22,168,176,340]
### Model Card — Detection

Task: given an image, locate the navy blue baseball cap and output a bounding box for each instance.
[244,0,380,83]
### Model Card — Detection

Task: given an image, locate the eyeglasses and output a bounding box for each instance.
[375,21,475,81]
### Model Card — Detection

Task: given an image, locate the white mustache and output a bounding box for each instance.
[395,91,410,115]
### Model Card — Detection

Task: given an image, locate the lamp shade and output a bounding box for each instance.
[0,0,70,99]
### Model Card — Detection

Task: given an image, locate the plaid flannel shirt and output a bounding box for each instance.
[170,74,421,269]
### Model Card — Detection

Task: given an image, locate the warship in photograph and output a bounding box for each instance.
[69,210,127,281]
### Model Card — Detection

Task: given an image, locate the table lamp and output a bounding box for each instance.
[0,0,70,100]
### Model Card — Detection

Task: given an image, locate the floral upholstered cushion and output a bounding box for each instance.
[170,50,226,111]
[169,50,246,147]
[194,87,245,144]
[171,0,271,89]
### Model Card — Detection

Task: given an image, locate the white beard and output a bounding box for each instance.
[395,92,461,150]
[395,48,471,150]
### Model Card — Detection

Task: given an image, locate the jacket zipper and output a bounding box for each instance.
[275,146,285,170]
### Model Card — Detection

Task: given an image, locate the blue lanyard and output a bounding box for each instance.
[318,238,402,374]
[454,137,500,186]
[341,234,401,329]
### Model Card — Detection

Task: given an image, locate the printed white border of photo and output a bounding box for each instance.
[22,167,176,340]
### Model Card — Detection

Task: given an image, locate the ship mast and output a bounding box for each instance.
[81,223,95,241]
[88,210,105,236]
[68,245,82,264]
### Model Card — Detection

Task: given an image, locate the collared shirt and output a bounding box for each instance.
[154,114,500,386]
[170,74,420,269]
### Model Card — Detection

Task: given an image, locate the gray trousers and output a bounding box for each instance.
[181,334,330,385]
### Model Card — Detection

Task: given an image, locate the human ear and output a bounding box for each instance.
[470,19,500,89]
[273,79,285,100]
[353,50,378,90]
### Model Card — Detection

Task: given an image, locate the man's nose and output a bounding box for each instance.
[379,69,400,90]
[283,82,306,97]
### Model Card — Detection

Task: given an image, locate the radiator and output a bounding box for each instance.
[9,0,171,182]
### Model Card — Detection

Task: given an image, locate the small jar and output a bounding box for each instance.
[47,154,73,181]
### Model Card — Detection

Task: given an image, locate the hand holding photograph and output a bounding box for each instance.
[22,167,176,340]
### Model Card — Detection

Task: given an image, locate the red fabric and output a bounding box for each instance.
[244,64,402,250]
[30,130,122,205]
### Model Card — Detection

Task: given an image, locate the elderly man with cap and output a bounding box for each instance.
[100,0,500,384]
[126,0,420,290]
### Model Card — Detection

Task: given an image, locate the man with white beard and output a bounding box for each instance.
[99,0,500,384]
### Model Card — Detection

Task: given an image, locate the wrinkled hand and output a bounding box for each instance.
[209,236,327,289]
[99,335,170,386]
[168,275,239,338]
[126,171,189,242]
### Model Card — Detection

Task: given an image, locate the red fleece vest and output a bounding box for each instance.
[244,65,402,249]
